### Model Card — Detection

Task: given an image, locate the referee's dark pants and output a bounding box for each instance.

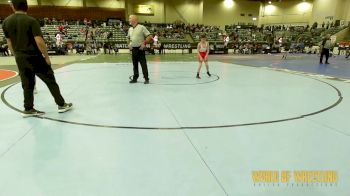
[320,48,330,63]
[132,47,149,81]
[15,55,65,110]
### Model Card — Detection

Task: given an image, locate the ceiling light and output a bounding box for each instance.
[224,0,234,8]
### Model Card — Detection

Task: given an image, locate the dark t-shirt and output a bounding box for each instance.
[2,13,42,56]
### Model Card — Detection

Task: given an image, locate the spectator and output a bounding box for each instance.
[2,0,72,116]
[0,44,10,56]
[55,32,62,47]
[103,42,111,54]
[320,34,332,64]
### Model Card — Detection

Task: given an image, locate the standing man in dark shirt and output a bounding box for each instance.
[320,34,332,64]
[2,0,72,117]
[345,46,350,59]
[127,15,153,84]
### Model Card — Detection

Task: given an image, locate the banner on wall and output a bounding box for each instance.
[134,5,154,15]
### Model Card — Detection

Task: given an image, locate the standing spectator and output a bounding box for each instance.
[2,0,72,117]
[159,42,164,54]
[320,34,332,64]
[223,34,229,48]
[55,32,62,47]
[113,44,119,55]
[103,42,111,54]
[153,34,158,47]
[282,41,290,60]
[345,47,349,58]
[85,39,93,55]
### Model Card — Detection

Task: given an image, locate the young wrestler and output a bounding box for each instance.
[196,34,211,79]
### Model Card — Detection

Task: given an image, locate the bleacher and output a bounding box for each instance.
[158,36,187,43]
[41,25,127,44]
[1,20,348,55]
[143,23,188,43]
[0,25,4,42]
[227,29,266,42]
[191,32,223,42]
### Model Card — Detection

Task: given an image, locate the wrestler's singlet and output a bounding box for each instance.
[199,42,208,58]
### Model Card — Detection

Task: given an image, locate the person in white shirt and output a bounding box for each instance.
[127,15,153,84]
[223,34,229,48]
[55,32,62,47]
[153,34,158,46]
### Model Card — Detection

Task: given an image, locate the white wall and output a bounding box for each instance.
[343,1,350,22]
[86,0,125,8]
[40,0,82,6]
[125,0,260,28]
[165,0,203,24]
[203,0,260,29]
[126,0,165,23]
[0,0,32,4]
[259,0,313,25]
[1,0,347,28]
[311,0,348,25]
[125,0,203,24]
[0,0,125,8]
[28,0,38,5]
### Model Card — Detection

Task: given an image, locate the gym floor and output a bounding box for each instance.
[0,53,349,196]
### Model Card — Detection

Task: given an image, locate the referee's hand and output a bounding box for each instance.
[140,43,146,50]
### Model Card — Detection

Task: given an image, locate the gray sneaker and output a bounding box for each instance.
[58,103,73,113]
[22,109,45,118]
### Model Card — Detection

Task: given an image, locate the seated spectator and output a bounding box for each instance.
[113,45,119,55]
[75,44,85,54]
[58,25,64,33]
[57,44,68,55]
[0,44,10,56]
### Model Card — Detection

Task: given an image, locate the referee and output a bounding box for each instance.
[127,15,153,84]
[2,0,72,117]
